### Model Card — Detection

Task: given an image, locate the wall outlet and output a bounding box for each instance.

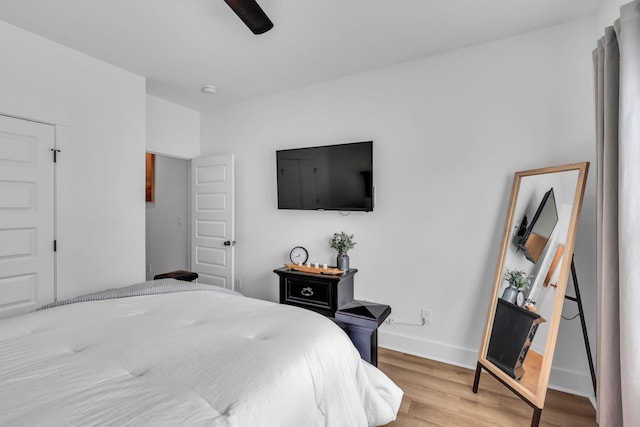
[235,278,242,290]
[421,309,432,325]
[146,263,151,273]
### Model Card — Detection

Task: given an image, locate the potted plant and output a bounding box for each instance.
[502,269,533,304]
[330,232,356,271]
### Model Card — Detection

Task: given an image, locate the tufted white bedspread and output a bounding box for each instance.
[0,286,402,426]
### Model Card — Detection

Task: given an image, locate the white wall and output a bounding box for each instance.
[145,155,189,280]
[0,20,146,298]
[595,0,631,35]
[146,95,200,159]
[201,17,598,397]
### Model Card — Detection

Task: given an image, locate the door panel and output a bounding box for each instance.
[191,154,234,289]
[196,220,226,239]
[0,115,55,318]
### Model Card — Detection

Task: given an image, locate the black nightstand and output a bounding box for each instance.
[335,300,391,366]
[487,298,545,380]
[154,270,199,282]
[274,267,356,317]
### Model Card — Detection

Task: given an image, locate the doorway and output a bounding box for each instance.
[145,153,236,289]
[145,154,189,280]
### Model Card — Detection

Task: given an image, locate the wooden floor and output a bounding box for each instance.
[377,348,597,427]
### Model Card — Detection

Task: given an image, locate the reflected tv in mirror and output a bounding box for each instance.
[276,141,373,212]
[517,188,558,263]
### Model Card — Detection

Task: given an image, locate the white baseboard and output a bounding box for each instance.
[378,329,596,404]
[545,366,596,405]
[379,329,479,369]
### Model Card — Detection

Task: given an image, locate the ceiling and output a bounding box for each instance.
[0,0,602,112]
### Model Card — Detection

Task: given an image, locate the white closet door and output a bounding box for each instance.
[191,154,235,290]
[0,115,55,318]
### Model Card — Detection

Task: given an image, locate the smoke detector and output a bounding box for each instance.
[201,85,217,95]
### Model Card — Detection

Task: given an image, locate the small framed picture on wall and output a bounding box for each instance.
[146,152,155,202]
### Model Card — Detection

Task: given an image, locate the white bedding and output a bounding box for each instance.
[0,285,402,426]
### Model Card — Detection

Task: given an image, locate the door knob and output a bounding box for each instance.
[223,240,236,246]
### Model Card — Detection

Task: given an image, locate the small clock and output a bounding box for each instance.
[516,291,525,307]
[289,246,309,264]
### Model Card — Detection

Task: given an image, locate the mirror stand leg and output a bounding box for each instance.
[531,407,542,427]
[569,257,597,396]
[472,362,482,393]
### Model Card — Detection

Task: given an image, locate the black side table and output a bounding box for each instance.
[153,270,199,282]
[486,298,545,380]
[274,267,356,317]
[335,300,391,367]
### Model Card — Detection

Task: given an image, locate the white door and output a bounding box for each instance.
[0,115,55,319]
[191,154,235,289]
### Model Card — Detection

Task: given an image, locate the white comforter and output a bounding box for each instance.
[0,287,402,426]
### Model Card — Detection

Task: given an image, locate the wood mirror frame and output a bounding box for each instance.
[473,162,589,426]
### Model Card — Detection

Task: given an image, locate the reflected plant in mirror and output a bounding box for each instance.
[504,269,533,290]
[502,269,533,305]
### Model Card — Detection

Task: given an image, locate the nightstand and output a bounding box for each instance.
[335,300,391,366]
[274,267,356,317]
[153,270,199,282]
[487,298,545,380]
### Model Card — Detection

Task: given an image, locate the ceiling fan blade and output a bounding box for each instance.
[224,0,273,34]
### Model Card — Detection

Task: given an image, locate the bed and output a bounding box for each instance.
[0,279,402,426]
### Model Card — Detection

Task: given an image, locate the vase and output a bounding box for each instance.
[337,253,350,271]
[501,286,518,304]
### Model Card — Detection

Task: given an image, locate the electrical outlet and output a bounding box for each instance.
[235,278,242,290]
[146,263,151,273]
[421,309,432,325]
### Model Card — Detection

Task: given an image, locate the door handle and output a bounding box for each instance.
[223,240,236,246]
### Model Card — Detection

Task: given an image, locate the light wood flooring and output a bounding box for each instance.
[377,348,597,427]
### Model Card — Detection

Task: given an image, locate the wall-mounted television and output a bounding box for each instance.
[517,188,558,263]
[276,141,373,212]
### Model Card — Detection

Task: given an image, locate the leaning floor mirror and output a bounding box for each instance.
[473,162,589,426]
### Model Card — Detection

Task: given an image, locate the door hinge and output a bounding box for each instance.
[53,240,57,252]
[51,148,61,162]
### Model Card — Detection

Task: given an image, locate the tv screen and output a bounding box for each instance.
[517,188,558,263]
[276,141,373,211]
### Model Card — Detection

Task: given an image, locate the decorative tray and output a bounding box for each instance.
[283,263,344,275]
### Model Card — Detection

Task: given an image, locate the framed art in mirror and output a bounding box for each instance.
[473,162,589,427]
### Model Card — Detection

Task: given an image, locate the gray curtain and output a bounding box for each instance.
[593,1,640,426]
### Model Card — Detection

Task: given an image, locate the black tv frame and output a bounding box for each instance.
[276,141,373,212]
[517,188,558,263]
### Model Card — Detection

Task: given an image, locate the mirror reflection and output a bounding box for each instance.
[492,169,579,391]
[476,163,588,415]
[516,187,558,264]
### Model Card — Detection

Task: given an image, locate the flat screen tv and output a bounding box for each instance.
[517,188,558,263]
[276,141,373,212]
